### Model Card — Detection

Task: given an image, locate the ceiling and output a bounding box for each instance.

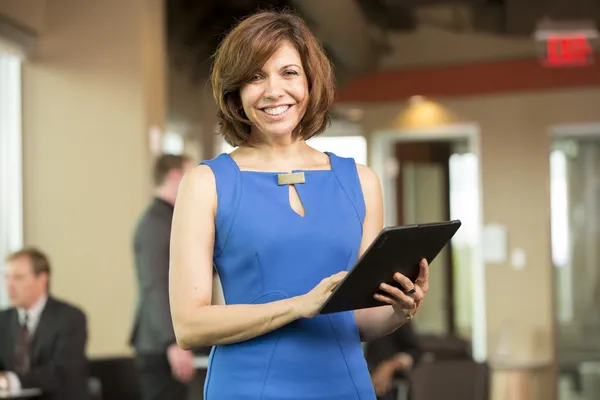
[166,0,299,79]
[166,0,600,84]
[166,0,397,83]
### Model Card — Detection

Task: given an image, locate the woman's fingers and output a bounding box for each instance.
[326,271,347,292]
[410,284,424,304]
[392,272,414,293]
[373,293,395,305]
[376,283,415,308]
[373,292,414,310]
[331,271,347,284]
[416,258,429,292]
[411,286,424,312]
[372,261,430,318]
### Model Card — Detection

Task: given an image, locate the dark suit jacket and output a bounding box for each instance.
[0,296,89,400]
[130,198,177,354]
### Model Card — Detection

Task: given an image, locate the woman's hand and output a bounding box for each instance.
[373,258,429,321]
[297,271,348,318]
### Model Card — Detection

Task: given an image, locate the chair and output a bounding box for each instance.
[89,357,142,400]
[392,378,410,400]
[411,359,489,400]
[88,376,102,400]
[418,335,472,361]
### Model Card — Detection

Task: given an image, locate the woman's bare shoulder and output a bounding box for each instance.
[355,163,381,191]
[179,164,217,200]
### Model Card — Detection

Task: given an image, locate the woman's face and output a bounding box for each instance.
[239,41,309,143]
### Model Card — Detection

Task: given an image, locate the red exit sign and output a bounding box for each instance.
[535,20,598,68]
[543,34,593,67]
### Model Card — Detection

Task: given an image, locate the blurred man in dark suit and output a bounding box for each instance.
[130,154,196,400]
[0,247,89,400]
[365,322,423,400]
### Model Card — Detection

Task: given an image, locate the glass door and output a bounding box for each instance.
[551,136,600,400]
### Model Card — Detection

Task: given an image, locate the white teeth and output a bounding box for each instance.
[263,105,290,116]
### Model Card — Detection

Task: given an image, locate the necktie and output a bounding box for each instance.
[14,313,30,374]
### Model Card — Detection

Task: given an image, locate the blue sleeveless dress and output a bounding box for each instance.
[200,152,376,400]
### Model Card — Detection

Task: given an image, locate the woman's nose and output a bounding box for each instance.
[263,76,285,99]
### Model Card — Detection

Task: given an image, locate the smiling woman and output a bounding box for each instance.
[210,10,334,147]
[169,9,431,400]
[239,43,309,141]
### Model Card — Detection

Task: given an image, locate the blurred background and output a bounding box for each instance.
[0,0,599,399]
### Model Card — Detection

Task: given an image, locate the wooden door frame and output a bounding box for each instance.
[369,123,487,362]
[395,142,455,336]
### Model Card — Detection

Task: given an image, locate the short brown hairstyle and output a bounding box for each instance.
[210,10,336,147]
[153,154,190,186]
[6,247,51,277]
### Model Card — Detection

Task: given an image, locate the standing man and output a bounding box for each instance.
[0,247,89,400]
[130,154,196,400]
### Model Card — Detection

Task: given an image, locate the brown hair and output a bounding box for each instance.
[153,154,190,186]
[210,10,336,147]
[6,247,51,277]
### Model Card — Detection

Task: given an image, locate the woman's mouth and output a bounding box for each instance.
[261,105,292,118]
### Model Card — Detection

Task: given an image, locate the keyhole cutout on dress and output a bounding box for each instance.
[288,185,305,217]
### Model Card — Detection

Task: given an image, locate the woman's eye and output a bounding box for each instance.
[249,74,262,82]
[284,70,299,76]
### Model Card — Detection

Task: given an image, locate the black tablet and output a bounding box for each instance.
[318,220,462,315]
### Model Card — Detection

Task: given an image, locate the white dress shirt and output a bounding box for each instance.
[5,294,48,393]
[17,294,48,337]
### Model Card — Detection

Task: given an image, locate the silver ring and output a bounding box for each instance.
[405,286,416,295]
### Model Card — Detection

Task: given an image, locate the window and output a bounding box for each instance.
[161,131,185,155]
[448,152,481,339]
[550,149,572,323]
[307,136,367,165]
[0,53,23,308]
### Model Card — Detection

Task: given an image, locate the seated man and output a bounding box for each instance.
[365,322,423,400]
[0,247,89,400]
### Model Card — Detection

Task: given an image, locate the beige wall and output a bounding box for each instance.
[10,0,166,357]
[168,66,218,161]
[347,86,600,398]
[0,0,219,357]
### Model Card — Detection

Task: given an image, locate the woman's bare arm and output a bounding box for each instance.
[169,165,342,349]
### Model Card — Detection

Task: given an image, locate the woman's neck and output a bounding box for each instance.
[250,139,308,159]
[234,139,320,172]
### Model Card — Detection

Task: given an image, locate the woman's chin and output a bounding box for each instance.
[258,123,300,141]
